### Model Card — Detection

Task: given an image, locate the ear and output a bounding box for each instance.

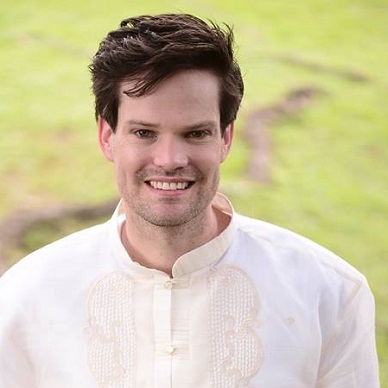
[98,116,115,162]
[220,122,234,163]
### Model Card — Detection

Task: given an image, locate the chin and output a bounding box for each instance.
[141,209,203,228]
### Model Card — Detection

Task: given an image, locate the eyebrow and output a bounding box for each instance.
[124,120,218,130]
[124,120,159,128]
[185,121,218,130]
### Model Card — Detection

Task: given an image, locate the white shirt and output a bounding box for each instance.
[0,193,379,387]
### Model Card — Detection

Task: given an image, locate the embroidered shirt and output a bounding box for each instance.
[0,193,379,387]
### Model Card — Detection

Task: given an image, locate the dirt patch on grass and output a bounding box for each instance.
[242,86,325,183]
[0,199,117,274]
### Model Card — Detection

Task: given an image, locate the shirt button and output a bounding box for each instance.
[165,345,176,355]
[164,280,173,289]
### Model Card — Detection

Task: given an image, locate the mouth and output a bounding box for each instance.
[147,180,194,191]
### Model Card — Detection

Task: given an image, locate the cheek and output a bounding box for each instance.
[115,143,144,165]
[196,145,225,168]
[113,152,139,180]
[199,154,223,177]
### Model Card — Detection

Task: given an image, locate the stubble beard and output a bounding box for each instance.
[122,170,219,229]
[134,199,208,228]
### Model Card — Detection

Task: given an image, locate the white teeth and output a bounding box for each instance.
[149,181,189,190]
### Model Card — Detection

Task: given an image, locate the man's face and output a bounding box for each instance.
[99,70,233,228]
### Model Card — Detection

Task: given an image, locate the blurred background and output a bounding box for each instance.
[1,0,387,382]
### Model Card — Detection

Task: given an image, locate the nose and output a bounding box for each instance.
[152,136,189,170]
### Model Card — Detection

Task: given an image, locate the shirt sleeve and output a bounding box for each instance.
[315,279,380,388]
[0,276,37,387]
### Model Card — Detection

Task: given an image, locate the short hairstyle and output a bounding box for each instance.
[89,13,244,133]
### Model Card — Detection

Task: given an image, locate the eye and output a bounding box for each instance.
[186,130,210,139]
[134,129,156,138]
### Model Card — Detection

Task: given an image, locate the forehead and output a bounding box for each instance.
[118,70,221,123]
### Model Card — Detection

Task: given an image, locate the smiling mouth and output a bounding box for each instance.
[148,181,193,191]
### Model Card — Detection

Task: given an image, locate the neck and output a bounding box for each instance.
[120,205,229,276]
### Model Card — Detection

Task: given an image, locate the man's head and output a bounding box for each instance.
[90,13,244,134]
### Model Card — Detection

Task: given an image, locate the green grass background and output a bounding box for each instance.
[1,0,387,383]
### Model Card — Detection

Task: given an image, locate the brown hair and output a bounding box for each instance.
[89,13,244,133]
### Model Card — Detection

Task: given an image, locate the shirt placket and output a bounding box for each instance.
[153,276,175,388]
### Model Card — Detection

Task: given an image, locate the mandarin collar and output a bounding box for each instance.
[108,192,235,278]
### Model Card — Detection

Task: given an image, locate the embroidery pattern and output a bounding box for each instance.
[87,272,136,387]
[208,266,263,387]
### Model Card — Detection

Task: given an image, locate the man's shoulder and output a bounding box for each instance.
[0,221,109,291]
[25,221,107,260]
[233,213,366,284]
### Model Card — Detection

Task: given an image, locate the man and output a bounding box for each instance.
[0,13,379,387]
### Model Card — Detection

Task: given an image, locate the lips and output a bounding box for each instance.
[148,181,191,191]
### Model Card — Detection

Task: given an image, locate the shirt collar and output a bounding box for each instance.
[108,192,235,278]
